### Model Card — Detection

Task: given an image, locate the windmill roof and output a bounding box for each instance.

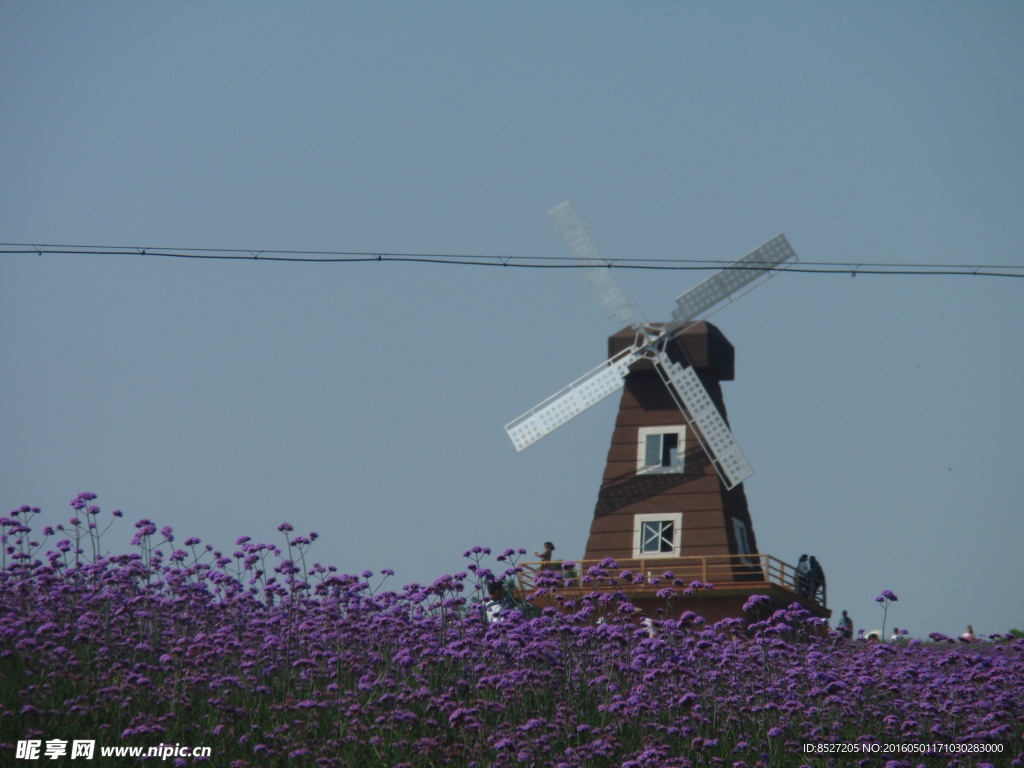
[608,321,735,381]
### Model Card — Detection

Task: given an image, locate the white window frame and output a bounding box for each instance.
[636,425,687,475]
[633,512,683,559]
[732,518,756,565]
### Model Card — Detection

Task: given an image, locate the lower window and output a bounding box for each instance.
[633,512,682,558]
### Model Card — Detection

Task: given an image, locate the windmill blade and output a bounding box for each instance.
[548,200,645,331]
[506,347,641,451]
[655,353,754,489]
[665,234,797,334]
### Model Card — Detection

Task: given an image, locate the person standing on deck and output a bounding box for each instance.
[534,541,555,562]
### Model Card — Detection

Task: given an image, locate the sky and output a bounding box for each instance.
[2,2,1022,641]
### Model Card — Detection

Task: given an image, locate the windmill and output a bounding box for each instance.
[504,201,816,624]
[506,200,797,490]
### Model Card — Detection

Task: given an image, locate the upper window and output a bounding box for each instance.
[637,425,687,475]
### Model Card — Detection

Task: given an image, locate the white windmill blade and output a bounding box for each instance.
[655,353,754,490]
[506,346,641,452]
[548,200,645,331]
[665,234,797,334]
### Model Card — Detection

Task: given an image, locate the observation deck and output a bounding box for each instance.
[513,553,829,625]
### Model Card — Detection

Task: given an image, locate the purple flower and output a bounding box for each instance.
[277,523,293,532]
[743,594,771,612]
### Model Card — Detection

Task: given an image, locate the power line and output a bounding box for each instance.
[2,243,1022,278]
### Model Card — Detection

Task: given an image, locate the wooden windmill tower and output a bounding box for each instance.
[588,320,756,566]
[506,201,826,623]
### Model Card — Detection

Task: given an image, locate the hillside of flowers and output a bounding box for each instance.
[2,494,1022,767]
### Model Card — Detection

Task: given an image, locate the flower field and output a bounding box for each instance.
[2,495,1022,767]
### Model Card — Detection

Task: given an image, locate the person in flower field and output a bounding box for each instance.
[961,625,976,642]
[484,581,517,623]
[837,609,853,640]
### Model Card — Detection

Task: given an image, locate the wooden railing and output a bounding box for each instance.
[513,553,827,608]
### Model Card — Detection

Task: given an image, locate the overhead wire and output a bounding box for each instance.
[2,243,1022,278]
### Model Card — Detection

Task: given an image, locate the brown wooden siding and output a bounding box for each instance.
[589,507,726,532]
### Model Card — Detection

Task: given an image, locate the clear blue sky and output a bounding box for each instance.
[2,2,1022,639]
